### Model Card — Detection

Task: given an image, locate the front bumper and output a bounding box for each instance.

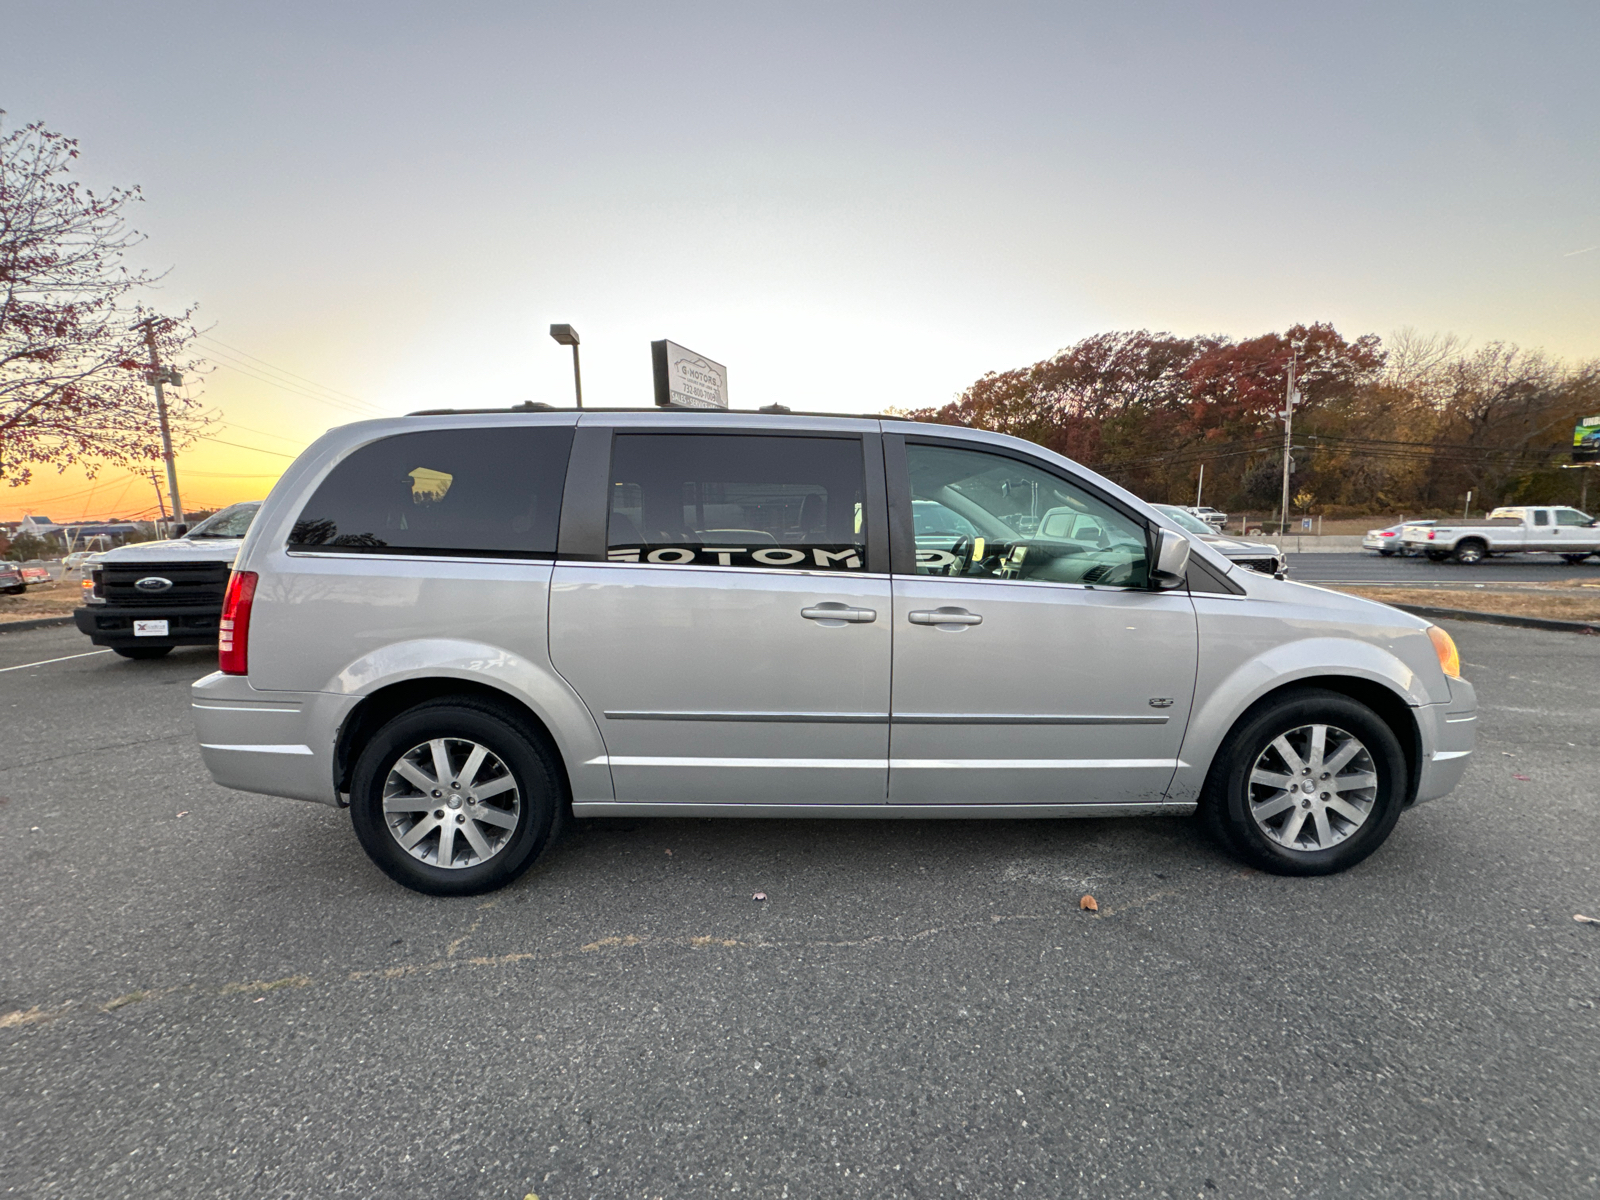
[1412,674,1477,805]
[190,671,359,806]
[75,604,221,647]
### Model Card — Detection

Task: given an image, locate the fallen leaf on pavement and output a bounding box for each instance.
[1513,774,1532,781]
[1575,914,1599,925]
[752,892,766,902]
[1080,895,1098,912]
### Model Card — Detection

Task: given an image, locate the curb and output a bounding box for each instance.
[0,615,77,634]
[1390,603,1600,636]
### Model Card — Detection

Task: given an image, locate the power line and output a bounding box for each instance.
[195,338,387,418]
[196,335,384,411]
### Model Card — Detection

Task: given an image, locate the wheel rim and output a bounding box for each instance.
[1247,724,1378,852]
[381,738,521,869]
[1458,545,1481,562]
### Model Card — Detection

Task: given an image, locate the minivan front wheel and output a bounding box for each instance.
[1201,689,1407,876]
[350,699,560,896]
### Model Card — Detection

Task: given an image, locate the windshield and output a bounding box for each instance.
[1153,504,1216,536]
[186,502,261,539]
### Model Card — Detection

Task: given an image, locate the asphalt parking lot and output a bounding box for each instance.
[2,621,1598,1199]
[1288,550,1600,586]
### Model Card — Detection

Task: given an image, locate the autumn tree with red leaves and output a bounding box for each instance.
[0,114,207,487]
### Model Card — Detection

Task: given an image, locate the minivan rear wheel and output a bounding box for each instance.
[350,698,560,896]
[1200,689,1407,876]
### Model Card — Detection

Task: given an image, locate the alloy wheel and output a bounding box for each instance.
[1247,724,1377,852]
[381,738,521,868]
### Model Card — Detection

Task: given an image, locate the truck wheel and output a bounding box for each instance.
[1560,553,1591,565]
[1378,549,1396,557]
[1425,550,1450,562]
[1453,539,1487,564]
[113,645,173,659]
[1199,688,1407,876]
[349,697,561,897]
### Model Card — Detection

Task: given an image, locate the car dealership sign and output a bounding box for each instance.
[652,340,728,409]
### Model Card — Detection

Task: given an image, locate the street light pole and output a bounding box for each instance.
[136,318,184,528]
[549,324,582,408]
[1278,354,1297,538]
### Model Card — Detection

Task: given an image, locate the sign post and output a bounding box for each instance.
[652,340,728,409]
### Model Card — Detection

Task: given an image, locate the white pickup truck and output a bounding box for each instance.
[1400,506,1600,564]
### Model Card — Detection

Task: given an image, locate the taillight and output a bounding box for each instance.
[218,570,258,675]
[1428,531,1437,540]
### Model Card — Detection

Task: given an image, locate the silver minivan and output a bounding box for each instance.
[192,409,1476,895]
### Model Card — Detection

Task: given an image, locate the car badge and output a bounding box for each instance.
[134,576,174,593]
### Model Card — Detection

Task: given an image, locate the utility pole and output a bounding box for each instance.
[136,319,185,526]
[1195,463,1205,508]
[149,470,168,531]
[1278,354,1297,538]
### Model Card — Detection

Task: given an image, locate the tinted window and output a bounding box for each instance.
[1556,508,1592,526]
[607,434,867,571]
[1533,509,1550,526]
[906,442,1148,587]
[289,426,572,557]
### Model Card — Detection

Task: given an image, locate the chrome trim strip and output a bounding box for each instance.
[1443,713,1477,724]
[891,757,1185,770]
[595,755,1183,771]
[603,756,881,769]
[604,710,887,724]
[200,743,314,756]
[1431,749,1473,761]
[892,713,1169,726]
[602,711,1165,726]
[572,801,1196,819]
[284,551,556,565]
[191,703,302,714]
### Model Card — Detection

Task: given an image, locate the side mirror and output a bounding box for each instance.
[1151,527,1191,589]
[172,523,189,537]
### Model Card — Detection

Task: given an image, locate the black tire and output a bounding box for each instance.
[349,697,561,896]
[113,645,173,659]
[1378,549,1396,557]
[1453,539,1486,564]
[1199,688,1408,876]
[1424,549,1450,562]
[1560,553,1591,565]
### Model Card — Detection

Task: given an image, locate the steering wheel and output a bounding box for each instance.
[946,536,974,576]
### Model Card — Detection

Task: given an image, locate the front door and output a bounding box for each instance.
[887,439,1198,805]
[550,430,890,807]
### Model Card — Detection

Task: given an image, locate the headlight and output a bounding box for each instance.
[1427,625,1461,679]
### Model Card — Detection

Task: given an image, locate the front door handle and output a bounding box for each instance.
[801,603,877,625]
[908,607,983,627]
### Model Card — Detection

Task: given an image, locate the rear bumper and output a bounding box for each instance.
[74,604,221,647]
[190,671,358,806]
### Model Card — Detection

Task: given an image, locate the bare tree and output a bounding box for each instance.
[0,114,207,486]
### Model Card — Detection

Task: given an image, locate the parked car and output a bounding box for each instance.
[1152,505,1286,575]
[1364,520,1434,556]
[0,562,25,595]
[1184,505,1228,530]
[1400,506,1599,563]
[74,502,263,659]
[192,409,1476,895]
[61,551,97,574]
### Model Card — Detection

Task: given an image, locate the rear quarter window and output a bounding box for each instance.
[288,426,573,558]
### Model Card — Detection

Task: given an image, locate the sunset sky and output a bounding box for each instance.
[4,1,1597,521]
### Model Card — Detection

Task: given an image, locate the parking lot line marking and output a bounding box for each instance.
[0,649,112,674]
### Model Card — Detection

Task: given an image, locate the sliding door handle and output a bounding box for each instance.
[801,603,877,625]
[908,607,983,627]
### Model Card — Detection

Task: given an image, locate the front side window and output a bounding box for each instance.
[906,442,1149,587]
[607,434,867,571]
[1555,508,1593,527]
[288,426,572,557]
[188,502,261,539]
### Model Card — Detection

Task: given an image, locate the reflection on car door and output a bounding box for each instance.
[887,439,1198,806]
[549,430,891,807]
